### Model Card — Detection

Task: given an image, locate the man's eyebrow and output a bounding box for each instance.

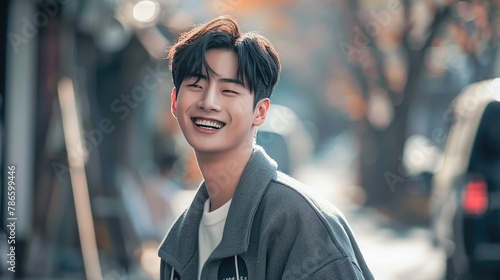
[218,77,244,86]
[187,73,244,86]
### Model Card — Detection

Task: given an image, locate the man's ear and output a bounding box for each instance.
[171,88,178,118]
[253,98,270,126]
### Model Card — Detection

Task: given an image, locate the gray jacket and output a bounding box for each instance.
[159,146,374,279]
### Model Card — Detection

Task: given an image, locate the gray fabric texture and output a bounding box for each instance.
[158,146,374,279]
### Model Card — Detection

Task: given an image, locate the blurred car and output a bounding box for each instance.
[431,79,500,279]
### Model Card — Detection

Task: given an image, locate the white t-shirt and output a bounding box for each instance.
[198,198,232,279]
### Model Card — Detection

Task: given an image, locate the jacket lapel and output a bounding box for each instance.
[158,146,278,275]
[158,182,209,277]
[209,146,277,260]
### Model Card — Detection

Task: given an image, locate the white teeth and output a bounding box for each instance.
[194,118,224,129]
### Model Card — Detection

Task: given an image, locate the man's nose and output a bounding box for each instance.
[198,87,222,112]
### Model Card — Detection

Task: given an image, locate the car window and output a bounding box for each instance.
[468,102,500,175]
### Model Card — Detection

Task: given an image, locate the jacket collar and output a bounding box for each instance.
[158,146,277,270]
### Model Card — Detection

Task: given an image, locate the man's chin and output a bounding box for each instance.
[190,143,224,154]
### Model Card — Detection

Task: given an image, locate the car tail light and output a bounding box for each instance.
[463,178,489,215]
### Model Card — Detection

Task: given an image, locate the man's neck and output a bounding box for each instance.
[196,145,253,212]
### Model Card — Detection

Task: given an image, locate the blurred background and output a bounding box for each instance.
[1,0,499,279]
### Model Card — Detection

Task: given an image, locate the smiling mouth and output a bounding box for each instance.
[192,118,226,130]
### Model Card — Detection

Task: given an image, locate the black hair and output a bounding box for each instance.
[168,15,281,108]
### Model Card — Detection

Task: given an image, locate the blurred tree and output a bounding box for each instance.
[335,0,499,220]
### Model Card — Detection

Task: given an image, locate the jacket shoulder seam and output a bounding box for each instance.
[268,178,350,257]
[309,256,361,277]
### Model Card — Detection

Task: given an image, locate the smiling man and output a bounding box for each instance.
[158,16,373,280]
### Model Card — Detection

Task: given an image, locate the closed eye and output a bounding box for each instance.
[223,90,239,94]
[187,84,202,89]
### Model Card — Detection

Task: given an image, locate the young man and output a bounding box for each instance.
[158,16,373,279]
